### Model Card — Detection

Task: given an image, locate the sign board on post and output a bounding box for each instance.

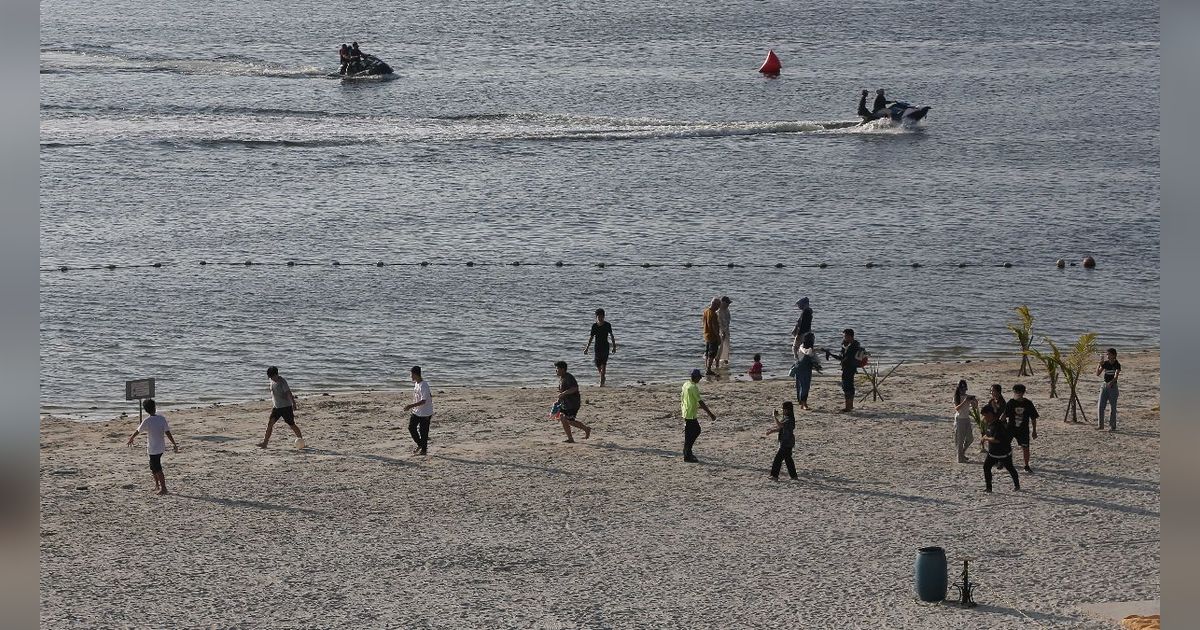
[125,378,155,401]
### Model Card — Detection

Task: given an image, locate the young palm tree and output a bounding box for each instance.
[1034,332,1097,422]
[1025,337,1062,399]
[1006,306,1035,376]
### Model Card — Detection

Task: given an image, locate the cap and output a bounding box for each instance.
[690,368,703,378]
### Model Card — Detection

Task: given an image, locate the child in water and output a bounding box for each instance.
[749,354,763,381]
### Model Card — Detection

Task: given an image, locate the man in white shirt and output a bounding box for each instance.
[403,365,433,456]
[125,399,179,495]
[259,366,305,449]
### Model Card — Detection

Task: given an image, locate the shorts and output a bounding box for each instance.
[594,348,610,367]
[270,406,296,425]
[560,407,579,421]
[1013,423,1031,447]
[705,340,721,358]
[149,453,163,472]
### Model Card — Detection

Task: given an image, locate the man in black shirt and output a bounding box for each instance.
[980,405,1020,492]
[1003,383,1039,472]
[826,328,862,413]
[554,361,591,443]
[1095,348,1122,431]
[584,308,617,387]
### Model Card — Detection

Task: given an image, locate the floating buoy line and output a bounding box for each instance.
[41,258,1099,273]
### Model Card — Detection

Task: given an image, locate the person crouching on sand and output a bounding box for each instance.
[766,401,798,480]
[681,368,717,463]
[554,361,591,443]
[980,405,1020,492]
[126,399,178,495]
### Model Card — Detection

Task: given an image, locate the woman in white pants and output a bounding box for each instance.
[953,380,978,463]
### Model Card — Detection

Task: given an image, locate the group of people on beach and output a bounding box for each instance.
[123,300,1126,496]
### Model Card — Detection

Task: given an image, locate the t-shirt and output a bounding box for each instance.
[1100,359,1121,383]
[776,414,795,446]
[137,414,170,456]
[1005,398,1039,428]
[702,308,720,342]
[749,361,763,375]
[411,380,433,416]
[791,308,813,338]
[983,421,1013,456]
[270,377,292,409]
[591,321,613,353]
[717,307,731,336]
[559,372,581,411]
[840,340,862,372]
[681,380,700,419]
[985,395,1006,418]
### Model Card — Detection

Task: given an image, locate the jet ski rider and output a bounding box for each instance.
[338,44,351,75]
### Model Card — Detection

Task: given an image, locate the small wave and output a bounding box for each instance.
[39,46,327,79]
[151,138,365,149]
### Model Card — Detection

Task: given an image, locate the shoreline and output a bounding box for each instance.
[40,347,1162,423]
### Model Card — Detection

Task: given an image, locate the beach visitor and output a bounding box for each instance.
[583,308,617,386]
[402,366,433,455]
[1003,383,1039,473]
[554,361,591,443]
[825,328,863,413]
[766,401,798,480]
[718,296,733,367]
[702,298,722,375]
[259,366,304,449]
[985,384,1006,417]
[980,405,1020,492]
[790,332,821,409]
[681,368,717,463]
[749,353,763,380]
[791,297,814,357]
[953,380,979,463]
[125,399,178,495]
[1096,348,1121,431]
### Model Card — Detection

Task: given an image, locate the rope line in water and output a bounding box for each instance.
[40,259,1098,273]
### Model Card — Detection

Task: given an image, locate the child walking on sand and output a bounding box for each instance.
[125,399,179,495]
[766,401,798,480]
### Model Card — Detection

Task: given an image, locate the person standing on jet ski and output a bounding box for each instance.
[350,42,363,61]
[857,90,878,121]
[872,89,888,115]
[338,44,351,75]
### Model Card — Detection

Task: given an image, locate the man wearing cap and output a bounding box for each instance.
[681,368,717,463]
[791,297,813,357]
[717,296,732,367]
[825,329,862,413]
[702,298,722,375]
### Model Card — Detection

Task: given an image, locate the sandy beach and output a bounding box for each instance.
[40,352,1160,628]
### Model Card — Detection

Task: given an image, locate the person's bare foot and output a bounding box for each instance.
[257,441,268,448]
[563,438,575,443]
[157,489,169,495]
[582,426,591,439]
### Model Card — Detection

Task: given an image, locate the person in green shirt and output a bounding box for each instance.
[681,369,717,463]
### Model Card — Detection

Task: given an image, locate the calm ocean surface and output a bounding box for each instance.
[40,0,1159,418]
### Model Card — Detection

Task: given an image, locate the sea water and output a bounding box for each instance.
[40,0,1159,417]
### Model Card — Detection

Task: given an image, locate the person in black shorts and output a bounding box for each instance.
[1003,383,1039,472]
[980,405,1020,492]
[583,308,617,386]
[259,366,304,449]
[554,361,591,443]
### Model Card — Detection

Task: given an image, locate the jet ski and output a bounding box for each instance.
[342,53,393,77]
[860,100,930,126]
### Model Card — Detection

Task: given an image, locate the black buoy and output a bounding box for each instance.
[911,262,921,268]
[106,264,116,270]
[596,262,606,268]
[641,263,651,268]
[59,266,68,272]
[466,261,474,267]
[684,262,693,268]
[774,263,784,269]
[244,260,253,266]
[818,262,828,269]
[1003,262,1012,268]
[332,261,340,266]
[419,261,429,267]
[554,261,564,267]
[866,262,875,269]
[727,262,735,268]
[1083,256,1096,269]
[199,260,207,266]
[152,262,162,268]
[958,262,967,268]
[511,261,520,266]
[287,261,295,267]
[1055,259,1066,269]
[376,261,385,267]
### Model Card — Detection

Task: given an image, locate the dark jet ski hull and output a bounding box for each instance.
[342,54,394,77]
[861,101,931,126]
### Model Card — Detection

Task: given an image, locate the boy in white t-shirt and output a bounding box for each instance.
[125,399,179,495]
[403,365,433,455]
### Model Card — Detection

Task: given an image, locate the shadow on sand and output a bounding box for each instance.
[174,493,325,516]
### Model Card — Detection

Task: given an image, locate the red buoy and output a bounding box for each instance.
[758,49,781,77]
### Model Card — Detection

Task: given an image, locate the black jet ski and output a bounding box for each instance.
[342,53,393,77]
[857,91,930,126]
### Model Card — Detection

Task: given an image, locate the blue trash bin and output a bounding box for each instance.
[915,546,948,602]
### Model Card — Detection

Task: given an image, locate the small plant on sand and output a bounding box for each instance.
[1040,332,1097,423]
[1025,337,1062,399]
[1006,305,1035,376]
